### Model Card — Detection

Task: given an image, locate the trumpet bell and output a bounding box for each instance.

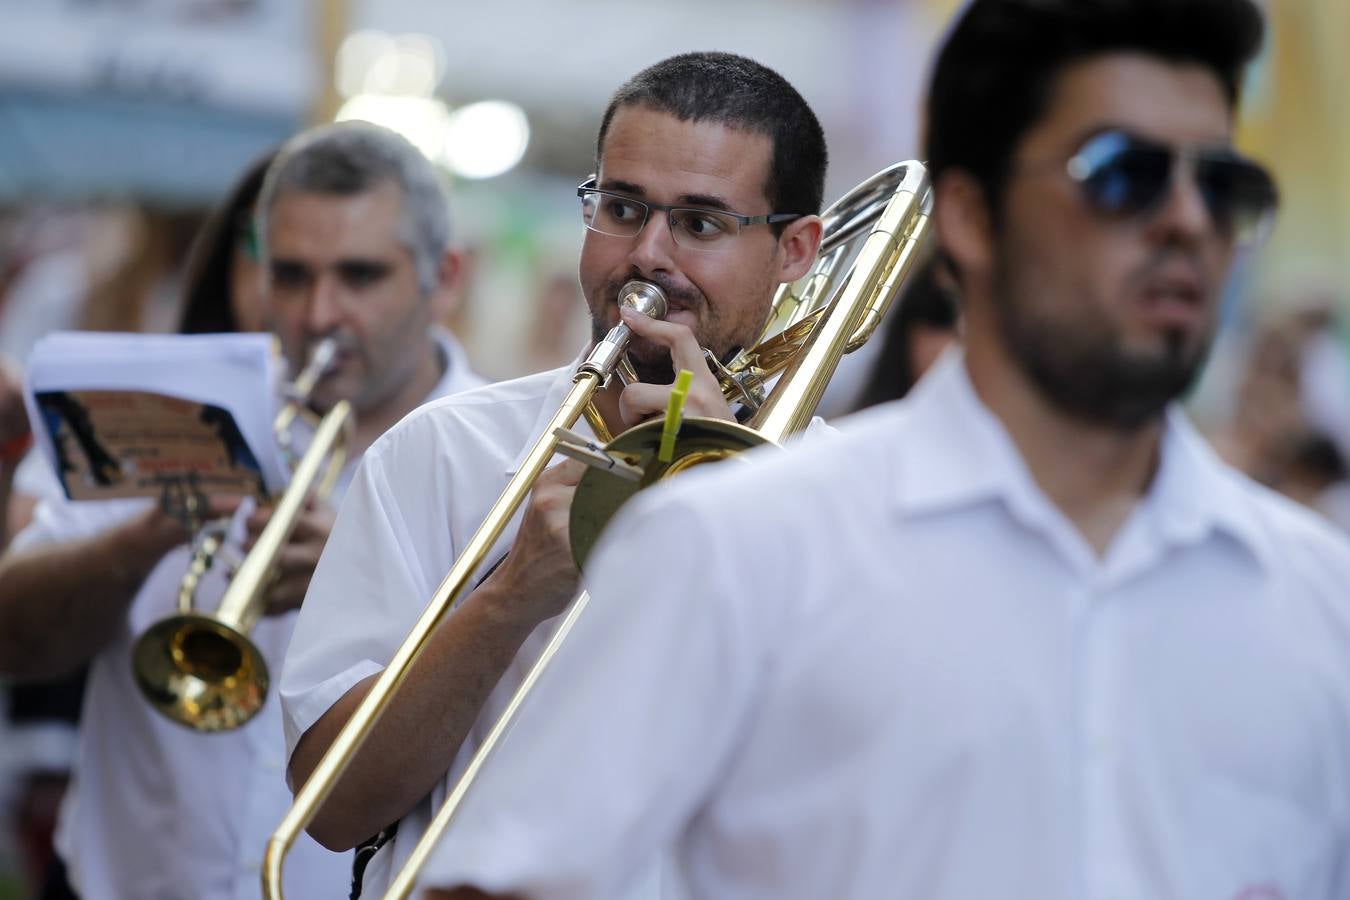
[569,417,773,569]
[131,613,269,732]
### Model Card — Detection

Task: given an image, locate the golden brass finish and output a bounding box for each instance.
[262,281,668,900]
[130,339,351,733]
[570,417,769,567]
[374,162,933,900]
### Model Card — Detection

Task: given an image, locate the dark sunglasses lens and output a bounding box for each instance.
[1196,156,1278,240]
[1072,134,1172,216]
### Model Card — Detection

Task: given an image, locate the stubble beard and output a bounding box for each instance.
[991,252,1214,432]
[589,275,723,385]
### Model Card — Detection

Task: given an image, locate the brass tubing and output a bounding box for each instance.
[383,164,932,899]
[262,282,667,900]
[752,179,929,440]
[384,589,596,899]
[215,400,351,633]
[263,377,601,900]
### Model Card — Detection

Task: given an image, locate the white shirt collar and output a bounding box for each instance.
[889,349,1272,571]
[428,326,484,400]
[504,347,596,476]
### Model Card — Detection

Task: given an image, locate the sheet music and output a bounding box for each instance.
[22,331,288,500]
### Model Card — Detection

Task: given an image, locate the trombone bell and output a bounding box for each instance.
[569,417,770,568]
[131,613,268,732]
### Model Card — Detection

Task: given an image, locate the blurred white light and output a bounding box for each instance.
[335,30,445,99]
[336,94,450,160]
[391,34,444,96]
[336,30,394,99]
[442,101,531,180]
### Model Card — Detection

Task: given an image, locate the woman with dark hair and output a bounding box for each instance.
[852,255,960,410]
[177,149,277,335]
[10,148,279,900]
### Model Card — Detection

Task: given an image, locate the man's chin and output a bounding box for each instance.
[627,343,676,385]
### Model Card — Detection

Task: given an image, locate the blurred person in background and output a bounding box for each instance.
[849,254,960,411]
[418,2,1350,899]
[0,122,486,900]
[176,149,277,337]
[0,147,279,900]
[77,207,202,336]
[0,358,30,552]
[1211,291,1350,531]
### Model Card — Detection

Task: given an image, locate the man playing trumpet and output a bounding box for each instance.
[0,121,483,900]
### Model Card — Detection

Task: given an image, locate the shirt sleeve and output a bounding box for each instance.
[416,483,768,899]
[278,428,443,760]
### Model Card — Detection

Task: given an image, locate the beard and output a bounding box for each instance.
[590,274,745,385]
[992,253,1213,432]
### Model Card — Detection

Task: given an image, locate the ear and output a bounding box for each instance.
[428,248,465,322]
[775,214,824,283]
[932,169,995,290]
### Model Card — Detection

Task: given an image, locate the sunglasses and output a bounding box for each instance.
[1058,129,1278,244]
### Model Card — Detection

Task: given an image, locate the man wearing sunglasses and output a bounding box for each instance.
[415,2,1350,900]
[278,52,826,897]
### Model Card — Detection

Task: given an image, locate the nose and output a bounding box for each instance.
[304,274,345,336]
[1149,161,1217,247]
[625,211,677,278]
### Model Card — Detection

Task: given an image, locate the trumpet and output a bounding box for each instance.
[264,161,931,899]
[131,338,353,733]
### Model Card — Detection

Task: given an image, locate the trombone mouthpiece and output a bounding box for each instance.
[618,280,668,320]
[577,281,669,381]
[305,338,340,378]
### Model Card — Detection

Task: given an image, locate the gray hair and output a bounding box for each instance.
[257,121,451,296]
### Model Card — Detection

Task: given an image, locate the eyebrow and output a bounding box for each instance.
[598,179,645,196]
[676,192,732,212]
[597,179,735,212]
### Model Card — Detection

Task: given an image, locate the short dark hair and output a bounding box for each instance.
[924,0,1265,217]
[596,52,828,231]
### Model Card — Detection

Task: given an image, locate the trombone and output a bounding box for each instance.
[130,338,352,733]
[263,161,931,899]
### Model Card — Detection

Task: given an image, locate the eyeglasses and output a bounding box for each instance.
[1051,129,1278,244]
[576,177,801,252]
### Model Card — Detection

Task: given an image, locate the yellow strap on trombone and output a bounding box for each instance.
[659,369,694,463]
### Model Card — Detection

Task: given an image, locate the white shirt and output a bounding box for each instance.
[283,354,732,899]
[14,330,483,900]
[417,351,1350,900]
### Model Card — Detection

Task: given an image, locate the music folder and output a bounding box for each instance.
[23,332,287,503]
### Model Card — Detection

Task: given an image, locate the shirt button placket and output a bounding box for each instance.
[1077,584,1126,900]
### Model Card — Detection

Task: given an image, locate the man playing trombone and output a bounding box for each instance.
[0,122,484,899]
[414,1,1350,899]
[278,51,827,897]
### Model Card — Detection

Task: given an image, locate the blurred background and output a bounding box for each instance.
[0,1,1346,896]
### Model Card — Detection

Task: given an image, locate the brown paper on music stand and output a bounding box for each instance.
[34,389,267,502]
